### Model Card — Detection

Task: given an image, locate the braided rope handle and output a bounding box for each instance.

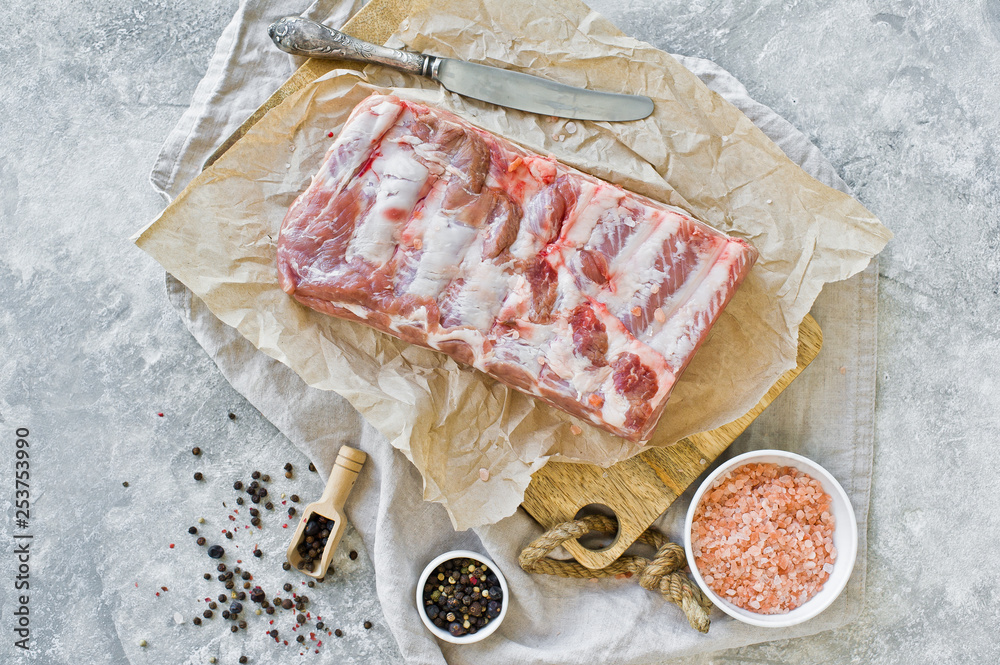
[518,515,713,633]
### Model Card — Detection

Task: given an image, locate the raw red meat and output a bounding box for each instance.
[277,94,758,441]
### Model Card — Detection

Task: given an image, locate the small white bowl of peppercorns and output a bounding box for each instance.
[416,550,509,644]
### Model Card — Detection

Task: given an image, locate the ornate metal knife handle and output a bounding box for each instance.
[268,16,430,76]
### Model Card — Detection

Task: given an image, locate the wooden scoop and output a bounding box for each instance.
[286,446,366,577]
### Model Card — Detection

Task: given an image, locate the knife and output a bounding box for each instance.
[267,17,654,122]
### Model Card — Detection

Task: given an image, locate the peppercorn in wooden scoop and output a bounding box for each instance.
[286,446,366,577]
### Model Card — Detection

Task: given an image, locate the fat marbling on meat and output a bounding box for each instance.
[277,94,758,442]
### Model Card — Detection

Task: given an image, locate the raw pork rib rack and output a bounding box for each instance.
[277,94,758,442]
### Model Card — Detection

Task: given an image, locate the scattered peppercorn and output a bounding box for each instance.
[349,550,358,560]
[364,621,373,630]
[228,413,236,420]
[253,549,262,558]
[334,629,343,637]
[287,507,297,517]
[290,495,300,503]
[236,497,244,505]
[262,475,270,482]
[188,526,198,535]
[239,657,247,664]
[207,545,225,559]
[296,635,305,643]
[225,531,233,540]
[218,594,227,603]
[192,447,201,456]
[284,463,293,471]
[296,613,306,624]
[194,472,204,481]
[265,502,274,510]
[203,573,211,580]
[251,517,260,527]
[282,562,291,571]
[316,621,324,630]
[233,481,243,491]
[238,620,247,630]
[284,472,292,479]
[193,617,202,625]
[197,537,207,546]
[282,599,294,610]
[203,609,213,619]
[230,625,238,633]
[269,629,278,639]
[122,481,129,487]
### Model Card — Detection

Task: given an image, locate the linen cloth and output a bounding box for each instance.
[150,1,877,662]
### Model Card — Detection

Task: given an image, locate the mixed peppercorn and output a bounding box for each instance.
[157,440,366,659]
[294,514,335,572]
[422,558,503,637]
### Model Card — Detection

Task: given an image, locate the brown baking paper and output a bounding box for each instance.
[134,0,890,529]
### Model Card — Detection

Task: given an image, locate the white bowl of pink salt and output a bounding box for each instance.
[684,450,858,628]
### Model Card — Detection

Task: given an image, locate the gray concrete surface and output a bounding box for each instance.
[1,1,998,664]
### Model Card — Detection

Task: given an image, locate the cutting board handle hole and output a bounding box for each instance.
[572,503,619,551]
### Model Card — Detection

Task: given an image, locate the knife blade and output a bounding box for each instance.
[267,17,654,122]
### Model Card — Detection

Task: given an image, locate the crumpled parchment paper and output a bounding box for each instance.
[134,0,890,529]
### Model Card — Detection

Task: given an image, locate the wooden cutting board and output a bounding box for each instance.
[522,314,822,568]
[209,0,824,569]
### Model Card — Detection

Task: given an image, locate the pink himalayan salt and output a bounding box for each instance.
[691,462,836,614]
